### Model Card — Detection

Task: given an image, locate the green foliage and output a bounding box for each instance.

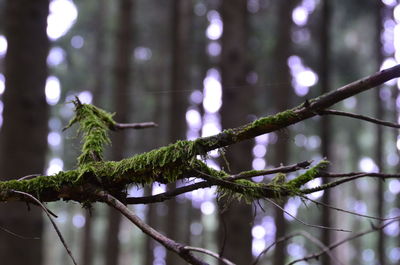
[286,160,329,189]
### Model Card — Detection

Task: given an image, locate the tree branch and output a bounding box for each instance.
[96,190,210,265]
[112,122,158,130]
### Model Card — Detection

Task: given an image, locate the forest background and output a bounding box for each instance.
[0,0,400,265]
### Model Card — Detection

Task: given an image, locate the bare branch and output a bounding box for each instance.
[182,246,235,265]
[300,195,400,221]
[113,122,158,130]
[252,231,342,265]
[288,220,399,265]
[97,191,209,265]
[265,198,351,232]
[318,109,400,128]
[12,190,78,265]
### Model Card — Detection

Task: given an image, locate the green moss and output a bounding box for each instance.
[285,160,329,189]
[64,100,116,165]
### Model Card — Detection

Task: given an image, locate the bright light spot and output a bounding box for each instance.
[394,25,400,62]
[190,222,203,236]
[202,122,220,137]
[78,91,93,104]
[206,160,220,171]
[302,0,318,12]
[71,35,84,49]
[306,178,323,199]
[383,0,397,7]
[47,47,65,66]
[256,134,269,144]
[72,214,85,228]
[48,132,61,147]
[46,158,63,175]
[296,70,318,87]
[252,225,266,239]
[47,0,78,40]
[306,135,320,149]
[294,134,307,147]
[381,57,397,70]
[252,239,266,256]
[292,6,308,26]
[203,73,222,113]
[293,84,309,96]
[389,248,400,263]
[45,76,61,105]
[201,201,215,215]
[343,96,357,109]
[134,47,152,61]
[0,101,3,114]
[190,90,203,104]
[207,42,221,57]
[152,184,166,195]
[0,35,7,57]
[384,220,400,236]
[49,118,62,131]
[186,109,202,130]
[389,180,400,194]
[362,249,375,262]
[154,246,167,260]
[394,5,400,22]
[252,158,265,170]
[206,11,223,40]
[0,73,5,95]
[287,243,305,258]
[358,157,378,173]
[253,144,266,158]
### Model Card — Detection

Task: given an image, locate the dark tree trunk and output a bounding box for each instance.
[0,0,49,264]
[165,1,192,264]
[375,2,385,265]
[319,1,333,265]
[104,0,134,264]
[271,1,297,265]
[218,1,253,264]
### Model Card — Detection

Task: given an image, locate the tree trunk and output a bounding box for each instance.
[104,0,134,264]
[319,1,333,265]
[0,0,49,264]
[271,1,296,265]
[165,1,192,264]
[219,1,253,264]
[375,2,385,265]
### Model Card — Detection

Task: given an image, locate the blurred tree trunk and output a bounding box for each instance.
[0,0,49,264]
[375,2,385,265]
[271,1,296,265]
[104,0,134,264]
[80,1,108,265]
[319,1,333,265]
[165,1,192,264]
[218,1,253,264]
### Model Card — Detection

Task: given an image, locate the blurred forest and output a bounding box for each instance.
[0,0,400,265]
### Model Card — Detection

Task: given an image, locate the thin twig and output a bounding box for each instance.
[113,122,158,130]
[265,198,351,232]
[287,220,398,265]
[318,109,400,128]
[97,190,209,265]
[300,195,400,221]
[12,190,78,265]
[253,231,342,265]
[17,174,42,181]
[0,225,40,240]
[183,246,236,265]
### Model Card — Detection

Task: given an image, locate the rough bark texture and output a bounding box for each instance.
[104,0,134,264]
[166,0,192,264]
[375,2,385,265]
[271,1,297,264]
[218,1,253,264]
[0,0,49,264]
[319,1,333,265]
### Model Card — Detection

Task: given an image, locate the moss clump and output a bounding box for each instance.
[251,109,298,128]
[286,160,329,189]
[64,100,116,165]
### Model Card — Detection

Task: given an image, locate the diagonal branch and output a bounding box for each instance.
[318,109,400,128]
[97,190,220,265]
[112,122,158,130]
